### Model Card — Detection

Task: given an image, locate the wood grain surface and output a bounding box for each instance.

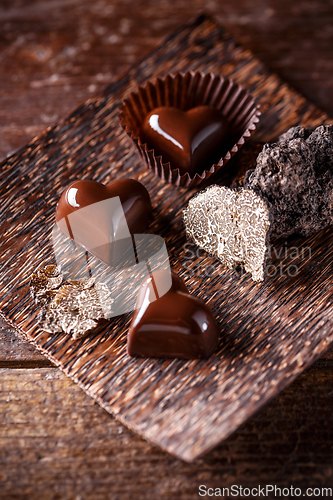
[0,365,332,499]
[1,14,333,464]
[1,0,333,496]
[1,0,333,162]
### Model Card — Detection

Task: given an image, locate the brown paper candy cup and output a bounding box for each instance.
[118,72,261,188]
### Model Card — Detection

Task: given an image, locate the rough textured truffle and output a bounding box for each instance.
[30,265,63,305]
[183,125,333,282]
[278,125,312,142]
[30,265,112,339]
[244,124,333,238]
[183,185,271,282]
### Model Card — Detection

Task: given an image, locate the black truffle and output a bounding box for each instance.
[244,124,333,238]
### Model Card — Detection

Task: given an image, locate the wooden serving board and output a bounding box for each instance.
[0,14,332,463]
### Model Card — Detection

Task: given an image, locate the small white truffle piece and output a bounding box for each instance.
[30,266,113,339]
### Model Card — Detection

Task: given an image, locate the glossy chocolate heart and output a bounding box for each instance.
[56,179,152,266]
[127,271,219,359]
[140,106,232,176]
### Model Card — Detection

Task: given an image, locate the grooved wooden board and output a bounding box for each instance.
[0,14,332,462]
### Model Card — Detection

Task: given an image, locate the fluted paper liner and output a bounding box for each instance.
[119,72,261,188]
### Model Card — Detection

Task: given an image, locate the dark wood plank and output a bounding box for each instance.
[0,367,332,498]
[0,318,53,367]
[1,16,333,462]
[1,0,333,367]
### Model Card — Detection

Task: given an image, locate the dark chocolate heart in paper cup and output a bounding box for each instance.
[118,71,261,188]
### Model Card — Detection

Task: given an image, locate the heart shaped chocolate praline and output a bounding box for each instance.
[140,106,232,176]
[55,179,152,266]
[56,178,152,235]
[127,271,219,359]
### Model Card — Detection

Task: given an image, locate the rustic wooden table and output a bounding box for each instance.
[0,1,333,498]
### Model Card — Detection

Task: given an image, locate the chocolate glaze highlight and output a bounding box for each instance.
[140,106,232,176]
[128,271,219,359]
[56,178,152,236]
[55,179,152,267]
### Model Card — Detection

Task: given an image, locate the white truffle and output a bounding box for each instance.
[183,185,271,282]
